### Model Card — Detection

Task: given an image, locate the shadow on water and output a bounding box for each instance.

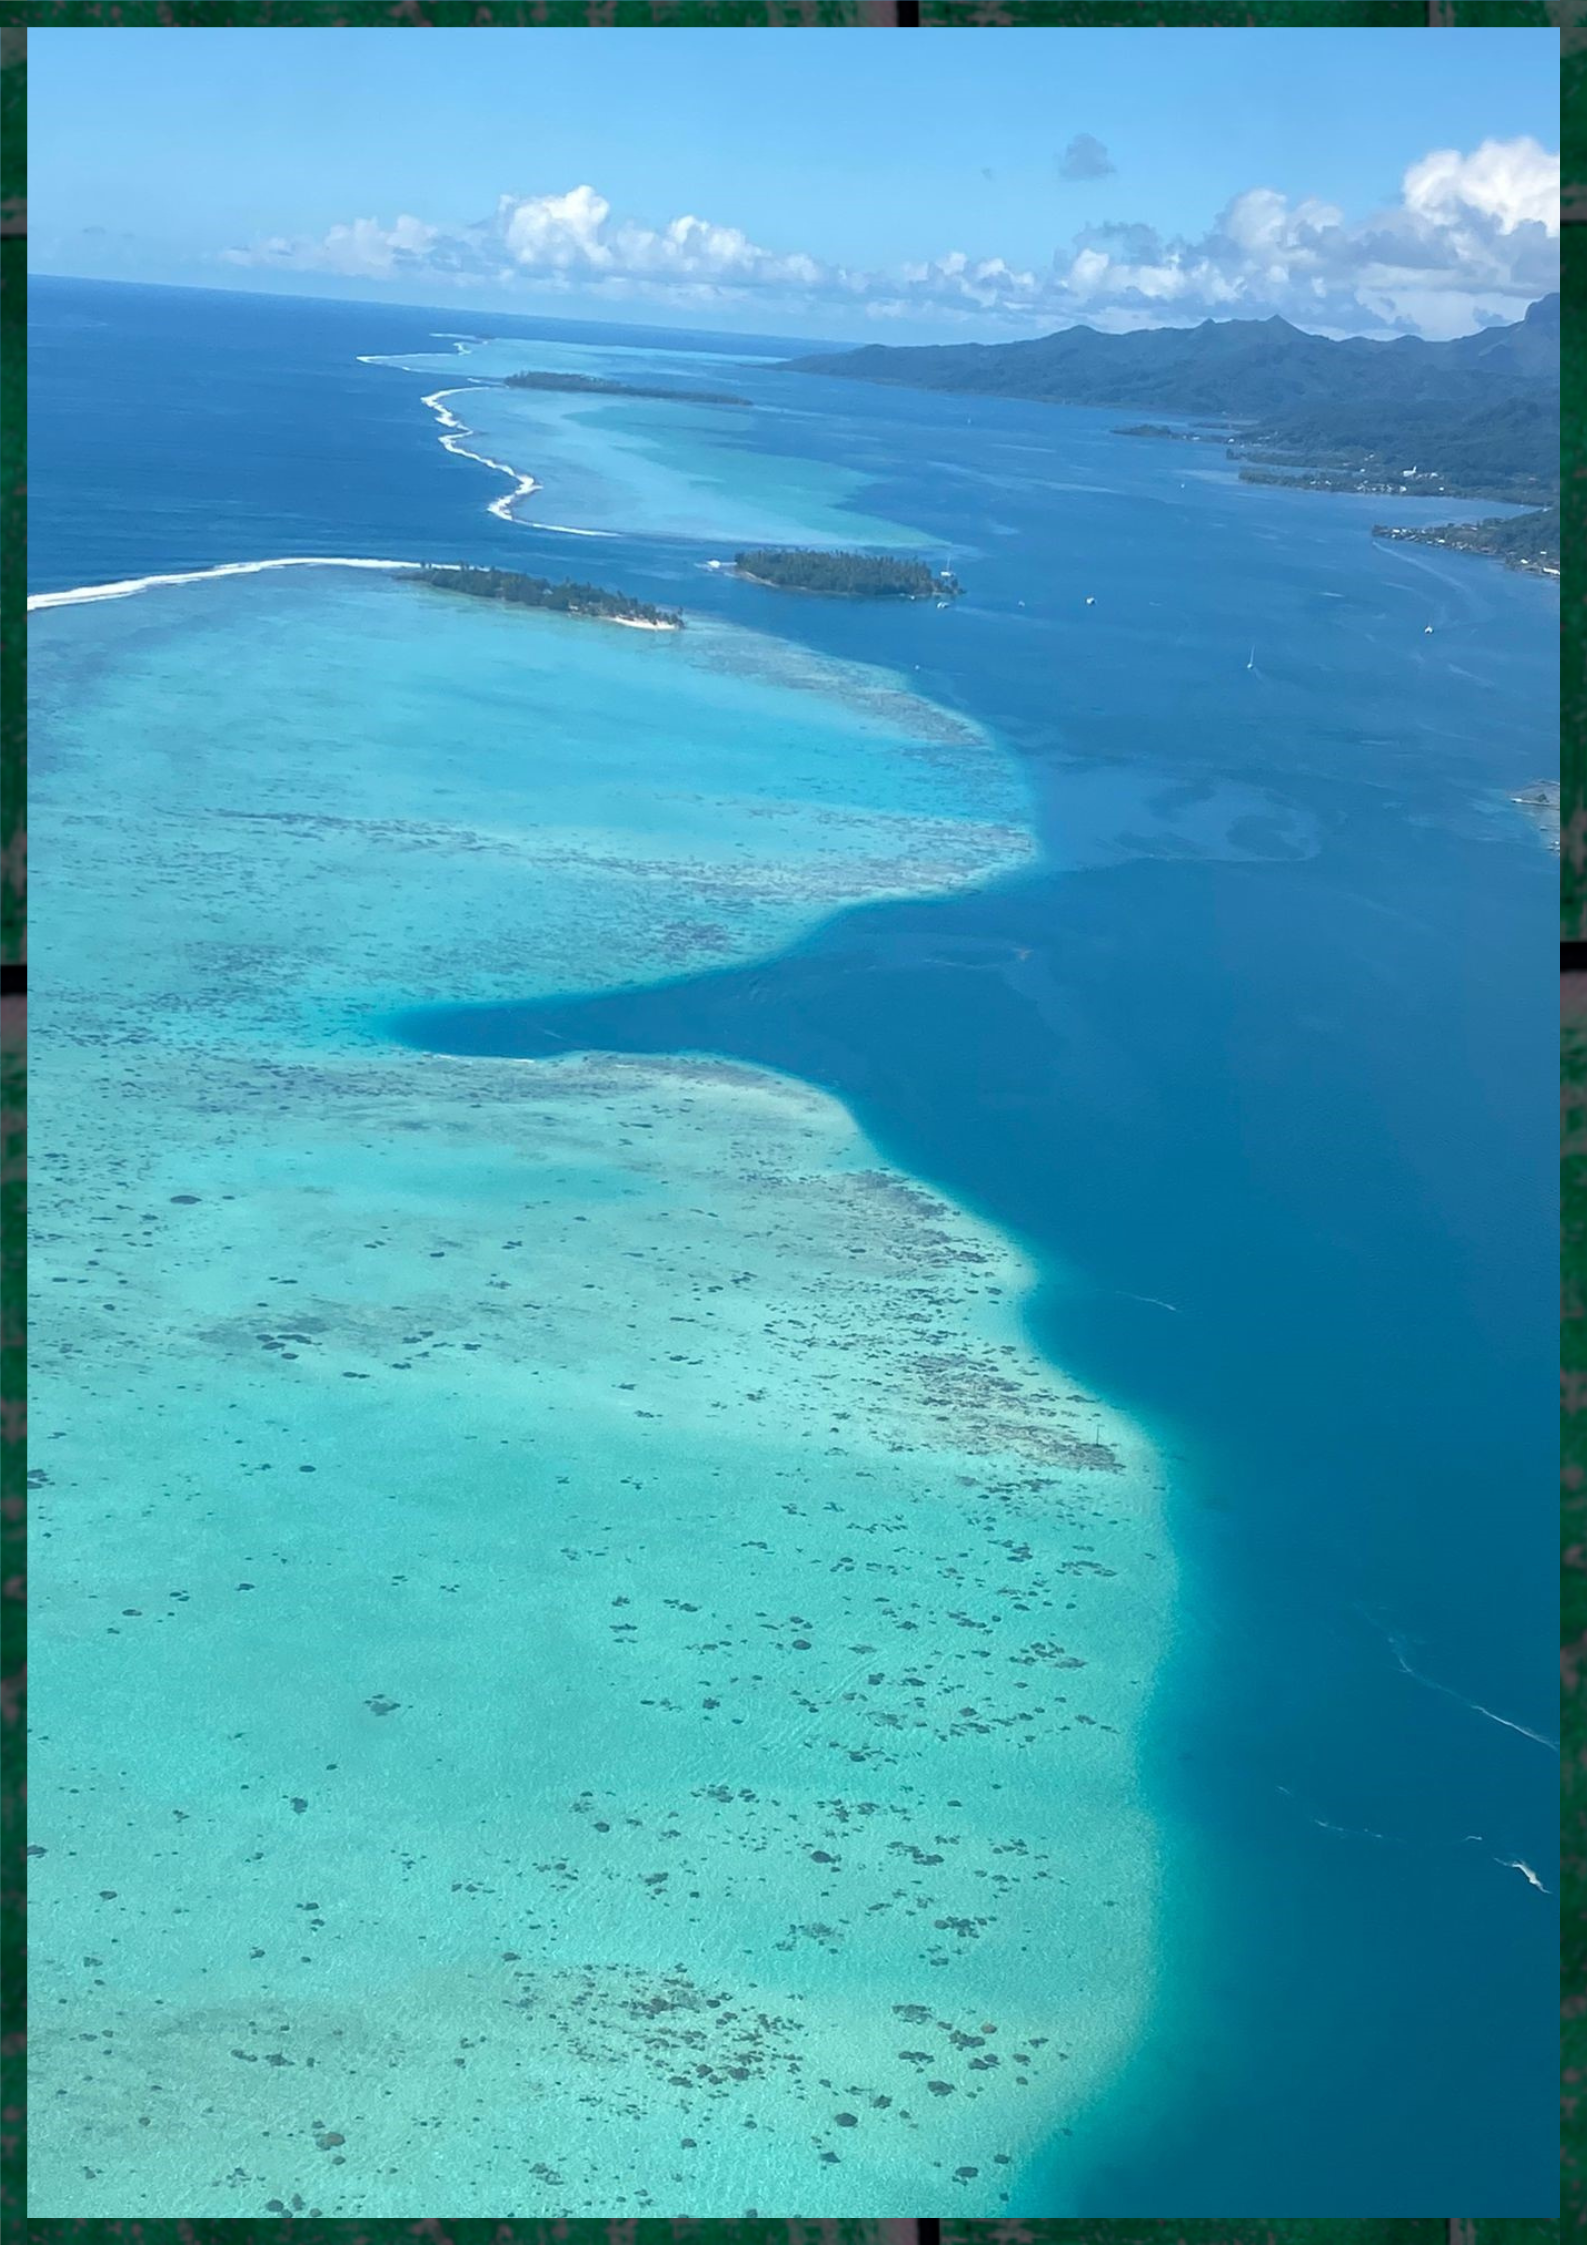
[394,834,1557,2213]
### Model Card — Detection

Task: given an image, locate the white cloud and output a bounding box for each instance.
[220,210,438,279]
[218,138,1559,340]
[499,185,613,270]
[1402,135,1558,234]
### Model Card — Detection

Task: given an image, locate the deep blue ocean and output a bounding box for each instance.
[30,274,1558,2212]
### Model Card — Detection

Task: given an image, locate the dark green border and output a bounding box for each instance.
[4,6,1567,2239]
[0,2,1560,22]
[3,19,24,2245]
[1564,55,1583,2245]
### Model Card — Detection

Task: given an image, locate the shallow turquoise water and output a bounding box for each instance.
[30,568,1167,2217]
[28,278,1559,2215]
[369,336,931,549]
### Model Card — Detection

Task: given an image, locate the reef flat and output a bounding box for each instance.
[30,565,1169,2216]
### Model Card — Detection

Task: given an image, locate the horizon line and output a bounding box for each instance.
[29,266,1560,353]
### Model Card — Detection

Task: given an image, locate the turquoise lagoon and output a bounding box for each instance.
[361,334,930,549]
[29,278,1558,2215]
[30,566,1170,2216]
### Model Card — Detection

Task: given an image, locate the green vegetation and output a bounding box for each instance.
[504,369,750,406]
[1237,389,1557,504]
[734,548,961,599]
[791,293,1559,505]
[1373,501,1559,575]
[403,562,682,627]
[1112,422,1222,442]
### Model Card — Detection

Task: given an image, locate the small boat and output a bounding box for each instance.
[1246,644,1256,671]
[1084,595,1096,607]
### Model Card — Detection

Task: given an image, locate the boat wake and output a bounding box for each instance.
[1387,1632,1557,1752]
[1460,1837,1552,1893]
[1278,1790,1553,1896]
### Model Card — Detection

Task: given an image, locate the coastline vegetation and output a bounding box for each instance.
[791,296,1560,508]
[1371,502,1559,576]
[1113,422,1225,442]
[403,561,683,627]
[734,548,961,599]
[504,369,751,407]
[1233,391,1557,506]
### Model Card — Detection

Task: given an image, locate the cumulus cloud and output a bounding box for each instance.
[218,136,1559,340]
[223,185,832,302]
[1058,134,1116,182]
[1402,137,1559,233]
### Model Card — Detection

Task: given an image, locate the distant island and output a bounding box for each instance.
[1372,502,1559,577]
[503,369,751,407]
[789,294,1559,508]
[734,548,962,599]
[403,562,683,629]
[1112,423,1228,443]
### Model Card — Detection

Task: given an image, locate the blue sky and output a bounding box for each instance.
[30,28,1560,342]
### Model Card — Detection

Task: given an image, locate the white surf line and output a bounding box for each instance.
[367,347,639,537]
[355,333,484,366]
[357,342,544,522]
[28,556,411,612]
[29,554,679,632]
[1388,1633,1558,1753]
[418,385,542,523]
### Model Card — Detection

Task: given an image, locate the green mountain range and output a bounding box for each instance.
[788,293,1559,503]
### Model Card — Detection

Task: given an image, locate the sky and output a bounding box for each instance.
[29,27,1560,344]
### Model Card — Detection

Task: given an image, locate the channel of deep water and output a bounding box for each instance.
[29,277,1558,2212]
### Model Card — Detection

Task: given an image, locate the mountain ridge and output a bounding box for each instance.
[786,295,1559,500]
